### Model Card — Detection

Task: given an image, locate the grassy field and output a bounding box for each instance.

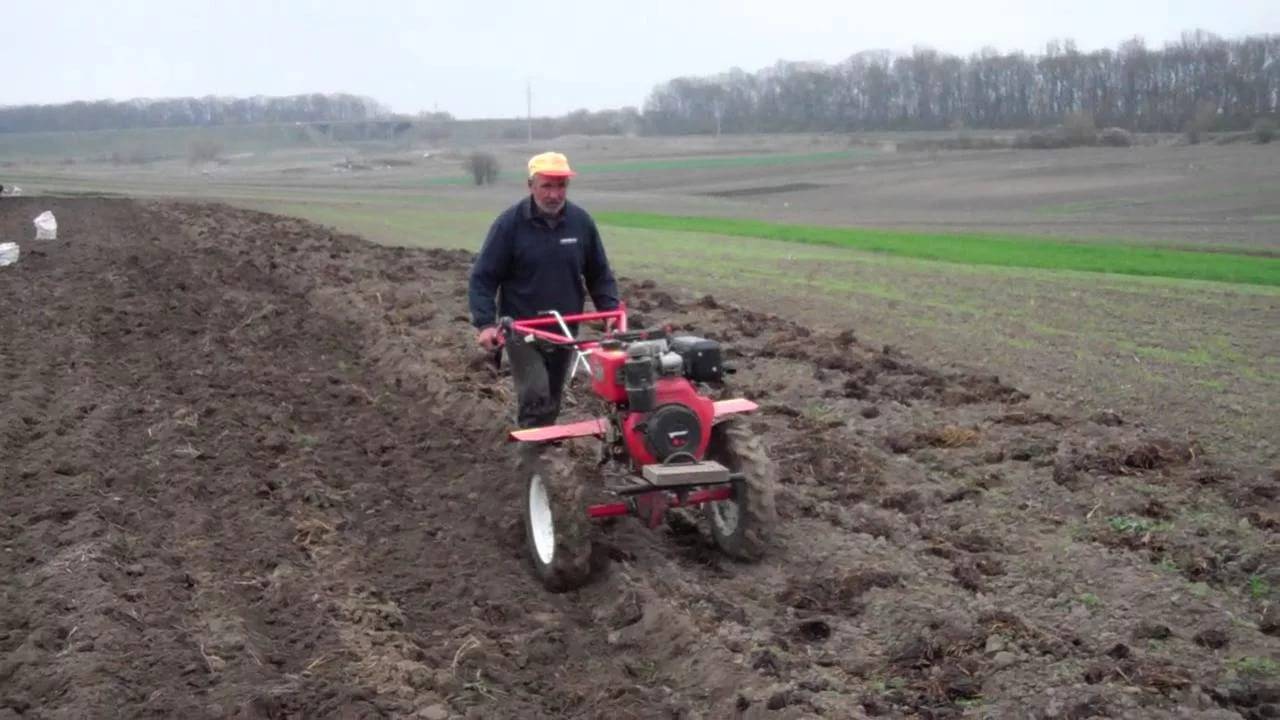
[595,212,1280,286]
[3,130,1277,465]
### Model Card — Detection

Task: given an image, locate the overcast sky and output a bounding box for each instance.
[3,1,1276,119]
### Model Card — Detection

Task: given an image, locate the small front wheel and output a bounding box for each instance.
[520,443,594,592]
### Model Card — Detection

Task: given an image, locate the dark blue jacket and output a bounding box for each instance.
[468,196,620,329]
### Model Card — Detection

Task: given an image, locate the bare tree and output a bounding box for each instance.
[1184,100,1218,143]
[464,152,500,186]
[187,138,223,166]
[636,31,1279,135]
[1255,118,1277,144]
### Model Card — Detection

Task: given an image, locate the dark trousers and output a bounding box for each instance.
[505,338,573,428]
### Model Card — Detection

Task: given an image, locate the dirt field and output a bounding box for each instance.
[3,198,1279,719]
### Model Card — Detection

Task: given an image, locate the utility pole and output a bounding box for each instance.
[526,79,533,145]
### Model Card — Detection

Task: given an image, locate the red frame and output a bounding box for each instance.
[587,486,734,523]
[508,398,758,443]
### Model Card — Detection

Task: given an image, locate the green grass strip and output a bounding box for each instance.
[594,212,1280,287]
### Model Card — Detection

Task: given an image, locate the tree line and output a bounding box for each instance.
[643,31,1279,134]
[0,93,387,134]
[3,31,1275,137]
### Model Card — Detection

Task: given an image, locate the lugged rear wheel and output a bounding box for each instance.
[520,443,594,592]
[704,419,777,560]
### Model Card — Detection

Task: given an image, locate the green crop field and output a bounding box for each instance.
[594,212,1280,286]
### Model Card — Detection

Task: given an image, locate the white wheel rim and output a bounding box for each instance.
[529,473,556,565]
[712,496,740,536]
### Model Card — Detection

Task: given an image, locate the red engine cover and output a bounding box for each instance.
[622,377,716,467]
[587,348,629,404]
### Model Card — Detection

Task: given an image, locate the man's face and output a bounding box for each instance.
[529,174,568,215]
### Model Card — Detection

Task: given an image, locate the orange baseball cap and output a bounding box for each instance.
[527,151,576,178]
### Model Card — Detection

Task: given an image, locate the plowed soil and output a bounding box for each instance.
[2,198,1278,720]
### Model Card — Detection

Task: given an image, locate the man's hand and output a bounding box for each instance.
[476,326,503,350]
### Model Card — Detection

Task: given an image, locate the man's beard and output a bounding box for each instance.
[535,198,563,215]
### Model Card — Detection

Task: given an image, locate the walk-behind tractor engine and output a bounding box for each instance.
[501,305,777,592]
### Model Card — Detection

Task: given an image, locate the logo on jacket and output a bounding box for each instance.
[559,237,578,245]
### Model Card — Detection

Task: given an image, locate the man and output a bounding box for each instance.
[468,151,620,429]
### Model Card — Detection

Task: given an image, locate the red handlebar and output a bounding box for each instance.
[507,306,628,348]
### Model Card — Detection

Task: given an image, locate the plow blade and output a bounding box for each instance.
[713,398,757,417]
[509,417,607,443]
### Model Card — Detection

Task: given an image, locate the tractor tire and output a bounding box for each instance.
[704,419,777,561]
[519,443,594,592]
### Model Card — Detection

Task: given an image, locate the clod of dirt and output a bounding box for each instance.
[417,705,449,720]
[1084,658,1192,691]
[751,648,783,676]
[1091,410,1125,426]
[777,569,896,615]
[1208,680,1280,712]
[766,689,794,710]
[1054,436,1198,486]
[991,411,1063,426]
[843,504,899,540]
[843,378,870,399]
[596,590,645,631]
[1123,440,1197,470]
[914,658,984,704]
[860,696,889,716]
[1053,452,1086,487]
[1008,442,1054,462]
[1193,628,1230,649]
[975,556,1006,576]
[952,561,983,592]
[1246,508,1280,531]
[949,529,1002,554]
[943,486,982,503]
[1138,498,1173,519]
[886,430,921,454]
[860,405,880,419]
[795,619,832,643]
[1192,467,1234,485]
[1133,622,1173,640]
[890,619,981,669]
[1261,606,1280,637]
[1250,483,1278,500]
[760,402,801,420]
[881,489,928,514]
[1106,643,1132,659]
[1066,696,1111,719]
[649,291,679,310]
